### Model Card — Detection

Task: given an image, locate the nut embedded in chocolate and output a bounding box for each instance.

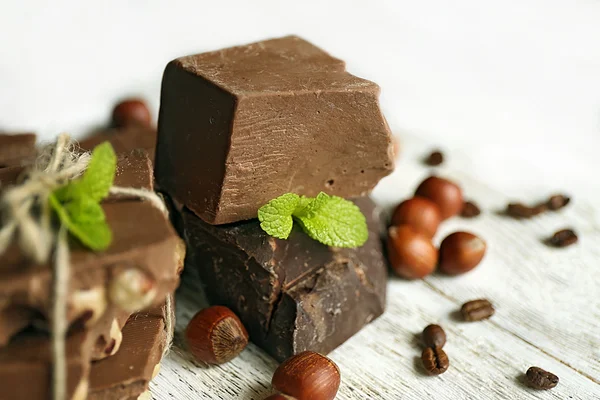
[185,305,249,365]
[108,268,157,313]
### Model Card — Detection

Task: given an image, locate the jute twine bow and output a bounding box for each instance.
[0,134,174,400]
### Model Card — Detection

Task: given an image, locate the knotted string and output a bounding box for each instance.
[0,134,174,399]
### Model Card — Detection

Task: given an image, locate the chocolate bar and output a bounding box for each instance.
[88,303,170,400]
[155,35,394,225]
[0,133,37,168]
[183,196,387,361]
[0,150,182,348]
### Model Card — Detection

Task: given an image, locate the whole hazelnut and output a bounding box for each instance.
[108,268,157,313]
[387,225,438,279]
[390,197,442,238]
[439,232,486,275]
[112,98,152,128]
[186,305,249,364]
[415,176,463,220]
[272,351,340,400]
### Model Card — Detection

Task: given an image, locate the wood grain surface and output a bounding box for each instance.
[152,134,600,399]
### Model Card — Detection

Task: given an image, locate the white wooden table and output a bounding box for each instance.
[152,133,600,399]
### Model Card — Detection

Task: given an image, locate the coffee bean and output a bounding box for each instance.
[461,200,481,218]
[461,299,495,321]
[422,324,446,348]
[421,347,449,375]
[506,202,546,219]
[524,366,559,390]
[424,150,444,166]
[547,228,578,248]
[547,194,570,211]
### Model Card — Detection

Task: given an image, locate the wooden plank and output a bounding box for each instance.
[153,134,600,399]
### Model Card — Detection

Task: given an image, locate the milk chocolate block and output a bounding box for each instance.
[156,35,394,225]
[0,133,36,168]
[183,196,387,361]
[79,125,157,162]
[88,303,170,400]
[0,150,183,348]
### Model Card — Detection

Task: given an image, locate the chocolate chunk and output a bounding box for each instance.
[0,151,182,347]
[155,36,394,225]
[183,196,387,361]
[0,302,170,400]
[0,133,36,168]
[88,303,170,399]
[79,125,157,162]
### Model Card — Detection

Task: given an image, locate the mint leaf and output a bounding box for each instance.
[79,142,117,202]
[49,193,112,251]
[258,193,300,239]
[48,141,117,251]
[294,192,368,248]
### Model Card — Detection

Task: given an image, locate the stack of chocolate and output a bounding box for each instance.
[0,128,183,399]
[155,36,395,361]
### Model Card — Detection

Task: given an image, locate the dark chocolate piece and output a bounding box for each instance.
[183,196,386,361]
[155,35,394,225]
[0,133,36,168]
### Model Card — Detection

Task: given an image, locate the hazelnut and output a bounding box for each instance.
[151,363,161,379]
[111,98,152,128]
[137,391,152,400]
[387,225,438,279]
[71,379,89,400]
[186,305,249,364]
[272,351,340,400]
[108,268,157,313]
[439,232,486,275]
[415,176,463,220]
[69,287,107,328]
[105,319,123,357]
[174,237,187,276]
[264,395,297,400]
[390,197,442,238]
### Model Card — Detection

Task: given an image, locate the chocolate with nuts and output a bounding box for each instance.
[0,150,183,348]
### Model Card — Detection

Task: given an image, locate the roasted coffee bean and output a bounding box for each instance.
[422,324,446,348]
[461,200,481,218]
[506,202,546,219]
[547,194,570,211]
[524,366,559,390]
[421,347,449,375]
[461,299,495,321]
[424,150,444,166]
[548,228,578,248]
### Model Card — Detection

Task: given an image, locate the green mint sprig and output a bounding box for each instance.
[258,192,368,248]
[48,142,117,251]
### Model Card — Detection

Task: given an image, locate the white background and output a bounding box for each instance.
[1,0,599,202]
